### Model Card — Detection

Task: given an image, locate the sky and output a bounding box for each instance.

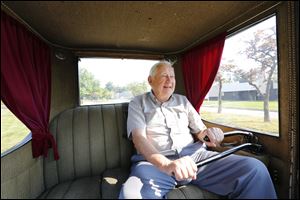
[221,15,276,69]
[78,58,158,87]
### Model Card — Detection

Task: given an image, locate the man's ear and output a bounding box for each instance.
[148,76,152,84]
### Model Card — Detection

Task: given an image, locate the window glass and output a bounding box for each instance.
[201,16,279,136]
[1,101,30,154]
[78,58,158,105]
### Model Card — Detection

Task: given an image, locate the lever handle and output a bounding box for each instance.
[196,143,262,167]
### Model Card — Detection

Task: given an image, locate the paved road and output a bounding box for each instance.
[201,106,278,119]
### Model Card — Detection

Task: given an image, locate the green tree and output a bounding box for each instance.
[235,27,277,122]
[79,68,102,100]
[215,61,236,113]
[105,81,114,91]
[105,81,127,99]
[126,81,148,96]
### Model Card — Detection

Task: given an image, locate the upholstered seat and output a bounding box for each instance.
[39,104,268,199]
[167,185,220,199]
[40,104,133,199]
[38,176,101,199]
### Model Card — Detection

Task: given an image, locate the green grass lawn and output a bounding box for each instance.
[202,100,278,111]
[201,111,279,135]
[201,100,279,135]
[1,104,30,153]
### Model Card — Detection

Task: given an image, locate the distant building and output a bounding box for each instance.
[207,82,278,101]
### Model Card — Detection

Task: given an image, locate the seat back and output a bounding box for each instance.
[43,103,133,189]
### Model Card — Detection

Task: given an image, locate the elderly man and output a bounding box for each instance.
[119,61,277,199]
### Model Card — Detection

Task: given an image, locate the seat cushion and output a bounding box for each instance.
[101,168,222,199]
[166,184,220,199]
[101,168,130,199]
[38,176,101,199]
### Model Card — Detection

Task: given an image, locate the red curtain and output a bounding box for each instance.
[182,32,226,112]
[1,11,59,160]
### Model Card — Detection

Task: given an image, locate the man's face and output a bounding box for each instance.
[148,64,176,102]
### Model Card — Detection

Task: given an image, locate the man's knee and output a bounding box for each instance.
[119,176,143,199]
[131,162,165,180]
[241,156,270,176]
[119,187,140,199]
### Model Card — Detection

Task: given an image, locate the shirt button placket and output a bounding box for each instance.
[163,106,177,150]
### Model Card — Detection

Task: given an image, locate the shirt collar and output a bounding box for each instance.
[149,90,174,105]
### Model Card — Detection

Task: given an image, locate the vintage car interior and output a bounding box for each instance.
[1,1,299,199]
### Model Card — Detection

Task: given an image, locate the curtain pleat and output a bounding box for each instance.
[1,11,59,160]
[182,32,226,112]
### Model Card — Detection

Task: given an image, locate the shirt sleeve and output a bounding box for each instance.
[185,97,207,134]
[127,96,147,139]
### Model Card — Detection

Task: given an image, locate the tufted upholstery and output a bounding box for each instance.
[40,104,134,199]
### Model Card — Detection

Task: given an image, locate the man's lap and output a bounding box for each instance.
[120,144,274,198]
[122,148,252,197]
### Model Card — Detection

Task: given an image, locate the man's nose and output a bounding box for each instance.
[166,75,173,80]
[165,76,172,82]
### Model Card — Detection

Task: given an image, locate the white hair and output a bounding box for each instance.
[149,60,173,76]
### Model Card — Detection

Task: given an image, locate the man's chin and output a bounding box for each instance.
[163,93,173,100]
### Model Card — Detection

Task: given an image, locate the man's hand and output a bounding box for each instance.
[198,127,224,147]
[162,156,197,181]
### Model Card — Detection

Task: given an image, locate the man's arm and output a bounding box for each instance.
[132,129,171,170]
[132,129,197,181]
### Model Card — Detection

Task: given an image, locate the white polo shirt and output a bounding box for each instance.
[127,91,206,154]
